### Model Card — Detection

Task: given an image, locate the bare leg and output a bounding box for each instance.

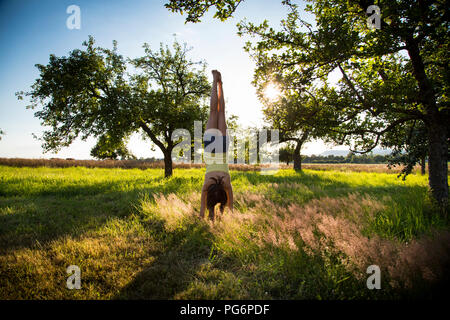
[217,81,227,135]
[206,75,219,131]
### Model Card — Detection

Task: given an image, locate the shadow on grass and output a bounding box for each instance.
[114,217,214,299]
[113,207,445,300]
[0,174,201,198]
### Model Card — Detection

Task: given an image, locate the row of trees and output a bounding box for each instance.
[280,148,392,165]
[165,0,448,208]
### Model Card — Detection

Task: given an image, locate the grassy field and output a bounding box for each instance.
[0,164,449,299]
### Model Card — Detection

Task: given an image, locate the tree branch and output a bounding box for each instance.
[139,120,167,153]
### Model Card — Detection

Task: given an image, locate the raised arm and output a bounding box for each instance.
[229,185,234,211]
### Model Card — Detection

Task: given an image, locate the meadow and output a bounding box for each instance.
[0,163,449,299]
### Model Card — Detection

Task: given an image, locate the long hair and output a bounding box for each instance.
[206,176,227,219]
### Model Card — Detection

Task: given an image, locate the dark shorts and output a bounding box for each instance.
[204,133,229,154]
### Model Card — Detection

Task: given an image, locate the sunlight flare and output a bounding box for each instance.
[263,82,281,102]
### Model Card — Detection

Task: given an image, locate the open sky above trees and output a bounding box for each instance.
[0,0,348,159]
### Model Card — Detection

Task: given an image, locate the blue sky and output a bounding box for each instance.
[0,0,345,159]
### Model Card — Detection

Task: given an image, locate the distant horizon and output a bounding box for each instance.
[0,146,393,161]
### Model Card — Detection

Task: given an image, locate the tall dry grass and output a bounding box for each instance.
[147,190,449,292]
[0,157,423,173]
[245,190,449,290]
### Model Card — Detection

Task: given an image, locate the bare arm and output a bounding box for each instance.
[200,189,207,218]
[200,179,212,218]
[223,175,233,211]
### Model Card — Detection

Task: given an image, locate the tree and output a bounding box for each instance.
[0,129,4,140]
[261,94,311,171]
[166,1,449,207]
[131,40,210,176]
[17,36,210,177]
[90,133,135,160]
[258,80,338,171]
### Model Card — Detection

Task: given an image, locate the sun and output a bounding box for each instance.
[263,82,281,101]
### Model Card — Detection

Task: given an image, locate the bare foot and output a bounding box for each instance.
[212,70,222,83]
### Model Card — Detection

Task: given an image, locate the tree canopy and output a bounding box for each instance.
[165,0,243,23]
[17,37,210,177]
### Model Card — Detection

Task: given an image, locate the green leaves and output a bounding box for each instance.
[239,0,448,149]
[90,133,135,160]
[233,0,449,203]
[130,40,209,147]
[17,37,210,176]
[18,36,132,153]
[164,0,243,23]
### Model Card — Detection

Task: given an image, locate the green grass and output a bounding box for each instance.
[0,165,448,299]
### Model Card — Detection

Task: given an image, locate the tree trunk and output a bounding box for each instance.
[420,154,426,175]
[405,36,448,208]
[293,141,302,171]
[427,122,448,207]
[292,131,310,171]
[163,151,173,178]
[140,122,174,178]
